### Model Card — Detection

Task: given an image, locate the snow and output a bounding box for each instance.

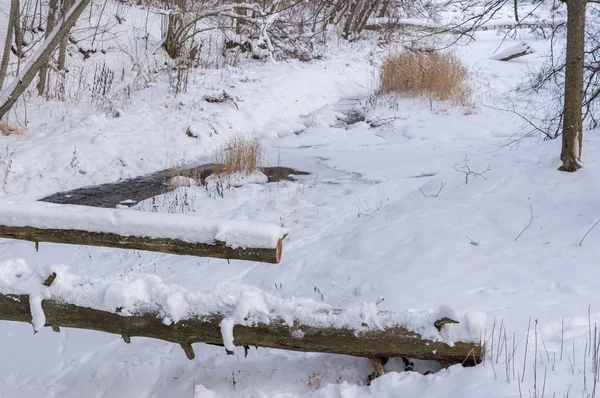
[169,176,198,187]
[0,0,598,396]
[490,41,536,61]
[206,171,269,187]
[0,200,287,249]
[0,259,472,348]
[194,385,217,398]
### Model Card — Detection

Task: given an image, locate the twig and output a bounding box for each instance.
[465,236,479,246]
[522,317,531,382]
[453,155,491,184]
[419,181,445,198]
[514,202,535,242]
[579,218,600,246]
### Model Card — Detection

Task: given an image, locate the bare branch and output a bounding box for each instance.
[419,181,445,198]
[453,155,491,184]
[514,203,535,242]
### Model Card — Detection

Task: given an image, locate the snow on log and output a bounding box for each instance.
[0,293,481,368]
[0,201,287,263]
[491,41,536,62]
[363,18,563,35]
[0,261,482,371]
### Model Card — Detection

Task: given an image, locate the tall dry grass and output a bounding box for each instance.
[214,135,264,176]
[0,120,24,136]
[378,51,472,105]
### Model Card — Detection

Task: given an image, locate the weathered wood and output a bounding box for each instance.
[499,50,529,62]
[0,225,283,264]
[0,293,481,368]
[368,357,387,382]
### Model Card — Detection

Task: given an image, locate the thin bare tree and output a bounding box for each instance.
[0,0,19,90]
[0,0,91,119]
[37,0,59,96]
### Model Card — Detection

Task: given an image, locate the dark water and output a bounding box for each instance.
[40,165,309,208]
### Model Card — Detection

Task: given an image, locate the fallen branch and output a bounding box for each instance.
[0,292,481,370]
[491,41,536,62]
[419,181,445,198]
[363,18,563,35]
[0,201,287,263]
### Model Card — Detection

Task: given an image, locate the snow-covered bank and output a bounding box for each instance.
[2,0,599,396]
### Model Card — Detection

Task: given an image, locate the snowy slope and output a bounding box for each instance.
[1,0,599,397]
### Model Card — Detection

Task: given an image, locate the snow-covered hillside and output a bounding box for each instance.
[0,0,599,397]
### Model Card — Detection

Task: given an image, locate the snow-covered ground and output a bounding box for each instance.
[1,0,599,397]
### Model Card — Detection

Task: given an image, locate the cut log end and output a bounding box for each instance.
[275,238,283,263]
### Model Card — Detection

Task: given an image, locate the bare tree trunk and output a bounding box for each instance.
[513,0,519,22]
[58,0,72,71]
[37,0,59,96]
[13,0,23,62]
[559,0,587,172]
[0,0,18,90]
[0,0,91,119]
[342,0,359,39]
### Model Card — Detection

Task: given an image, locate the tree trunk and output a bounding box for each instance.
[13,0,23,63]
[559,0,587,172]
[58,0,72,71]
[37,0,59,96]
[0,292,481,369]
[0,0,18,90]
[0,0,91,119]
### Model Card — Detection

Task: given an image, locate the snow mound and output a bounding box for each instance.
[206,172,268,188]
[170,176,198,188]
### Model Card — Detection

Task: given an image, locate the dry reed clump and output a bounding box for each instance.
[214,135,264,176]
[378,51,472,105]
[0,120,25,136]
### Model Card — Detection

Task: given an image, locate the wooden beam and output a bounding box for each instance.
[0,225,283,263]
[0,293,481,369]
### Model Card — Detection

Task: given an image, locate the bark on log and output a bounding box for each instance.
[498,50,530,62]
[0,225,283,263]
[0,293,481,368]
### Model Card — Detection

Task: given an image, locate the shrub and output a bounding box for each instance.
[214,135,264,176]
[378,51,472,105]
[0,120,24,136]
